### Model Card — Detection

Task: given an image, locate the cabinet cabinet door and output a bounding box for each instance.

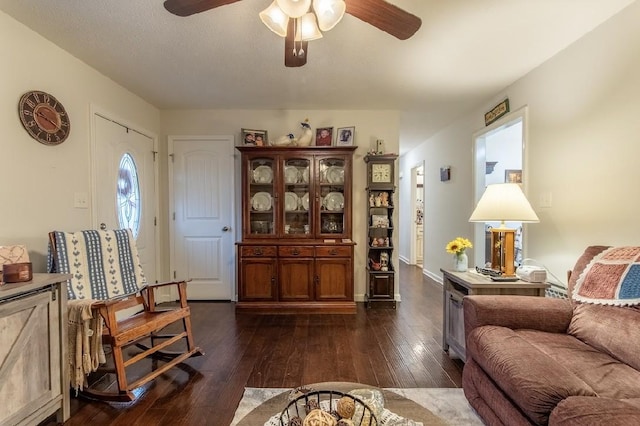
[368,273,394,300]
[317,155,351,239]
[0,290,61,426]
[279,258,314,301]
[239,258,277,300]
[245,155,277,238]
[281,156,312,238]
[316,257,352,301]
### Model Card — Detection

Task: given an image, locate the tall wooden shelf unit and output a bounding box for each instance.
[364,154,398,308]
[236,146,357,313]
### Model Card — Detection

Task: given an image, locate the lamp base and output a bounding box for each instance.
[490,228,516,276]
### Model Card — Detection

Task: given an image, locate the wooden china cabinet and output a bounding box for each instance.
[236,146,357,313]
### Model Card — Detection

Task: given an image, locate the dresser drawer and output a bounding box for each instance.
[316,246,351,257]
[278,246,314,257]
[240,246,277,257]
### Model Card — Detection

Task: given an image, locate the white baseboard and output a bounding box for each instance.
[424,269,443,285]
[399,255,410,264]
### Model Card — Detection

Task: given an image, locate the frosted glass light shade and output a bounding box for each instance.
[469,183,539,224]
[313,0,346,31]
[276,0,311,19]
[300,13,323,41]
[260,1,289,37]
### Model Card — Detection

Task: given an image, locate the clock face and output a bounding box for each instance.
[19,90,70,146]
[371,163,392,183]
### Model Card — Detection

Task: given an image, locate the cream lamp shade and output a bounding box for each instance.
[313,0,346,31]
[299,12,323,40]
[469,183,539,226]
[276,0,312,18]
[260,1,289,37]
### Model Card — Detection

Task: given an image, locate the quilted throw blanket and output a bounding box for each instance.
[574,246,640,306]
[48,229,146,300]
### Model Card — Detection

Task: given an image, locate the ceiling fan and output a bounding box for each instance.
[163,0,422,67]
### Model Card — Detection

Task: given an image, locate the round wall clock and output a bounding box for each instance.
[18,90,70,146]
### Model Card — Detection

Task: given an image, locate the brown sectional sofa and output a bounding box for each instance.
[462,246,640,425]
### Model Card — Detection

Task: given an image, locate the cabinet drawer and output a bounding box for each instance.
[316,246,351,257]
[278,246,314,257]
[241,246,277,257]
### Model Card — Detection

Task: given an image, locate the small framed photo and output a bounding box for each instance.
[505,169,522,183]
[315,127,333,146]
[336,126,355,146]
[241,129,268,146]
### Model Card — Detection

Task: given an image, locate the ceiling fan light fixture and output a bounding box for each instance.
[276,0,312,19]
[312,0,346,32]
[299,12,323,41]
[260,1,289,37]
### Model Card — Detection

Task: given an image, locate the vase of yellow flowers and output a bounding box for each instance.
[446,237,473,272]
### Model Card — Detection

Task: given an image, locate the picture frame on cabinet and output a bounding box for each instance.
[336,127,355,146]
[315,127,333,146]
[242,128,268,146]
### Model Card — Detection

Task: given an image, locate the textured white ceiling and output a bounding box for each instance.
[0,0,635,153]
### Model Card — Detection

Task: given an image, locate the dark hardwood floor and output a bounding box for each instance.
[49,263,463,425]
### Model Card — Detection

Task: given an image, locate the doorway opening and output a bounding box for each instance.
[409,162,424,269]
[473,107,527,269]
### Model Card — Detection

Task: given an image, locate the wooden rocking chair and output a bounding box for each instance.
[48,229,204,402]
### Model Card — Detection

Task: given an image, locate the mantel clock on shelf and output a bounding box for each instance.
[364,154,398,308]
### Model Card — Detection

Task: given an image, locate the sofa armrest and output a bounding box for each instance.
[464,295,573,343]
[550,396,640,426]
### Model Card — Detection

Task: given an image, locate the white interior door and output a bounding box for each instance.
[169,136,234,300]
[92,112,158,284]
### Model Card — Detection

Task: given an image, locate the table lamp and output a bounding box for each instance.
[469,183,539,276]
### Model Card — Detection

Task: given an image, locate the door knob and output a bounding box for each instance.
[222,226,231,232]
[100,223,107,230]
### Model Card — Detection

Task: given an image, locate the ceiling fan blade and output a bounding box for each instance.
[164,0,243,17]
[345,0,422,40]
[284,19,308,67]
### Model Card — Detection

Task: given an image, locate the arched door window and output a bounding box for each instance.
[117,153,141,238]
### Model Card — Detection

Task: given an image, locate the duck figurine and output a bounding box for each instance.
[296,119,313,147]
[272,133,296,146]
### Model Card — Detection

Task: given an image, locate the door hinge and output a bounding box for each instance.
[173,212,176,220]
[154,216,157,226]
[152,150,158,161]
[50,284,57,301]
[173,270,177,279]
[169,153,175,163]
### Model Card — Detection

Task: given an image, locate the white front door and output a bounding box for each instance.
[92,112,158,283]
[169,136,234,300]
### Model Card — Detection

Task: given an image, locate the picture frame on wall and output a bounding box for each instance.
[241,128,268,146]
[336,126,355,146]
[315,127,333,146]
[505,169,522,183]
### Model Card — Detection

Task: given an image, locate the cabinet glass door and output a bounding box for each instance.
[248,157,275,236]
[282,157,311,237]
[318,157,346,237]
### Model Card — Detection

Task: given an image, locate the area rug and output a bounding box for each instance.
[231,382,483,425]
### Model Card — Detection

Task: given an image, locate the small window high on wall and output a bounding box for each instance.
[117,153,141,238]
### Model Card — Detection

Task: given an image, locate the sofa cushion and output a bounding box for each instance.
[549,396,640,426]
[518,329,640,400]
[568,303,640,372]
[467,326,596,425]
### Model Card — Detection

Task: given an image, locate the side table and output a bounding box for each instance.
[441,269,548,362]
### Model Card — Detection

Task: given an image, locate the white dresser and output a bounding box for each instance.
[0,273,71,426]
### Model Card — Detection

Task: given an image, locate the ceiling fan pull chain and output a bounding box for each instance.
[296,18,305,57]
[292,18,299,56]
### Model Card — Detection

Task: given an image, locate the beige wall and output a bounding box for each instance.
[399,1,640,284]
[0,11,160,270]
[160,109,401,300]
